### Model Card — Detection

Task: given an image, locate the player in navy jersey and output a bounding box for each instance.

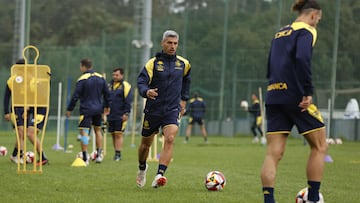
[261,1,327,203]
[66,58,111,165]
[4,58,49,166]
[247,94,263,143]
[107,68,133,161]
[136,30,191,188]
[184,93,208,143]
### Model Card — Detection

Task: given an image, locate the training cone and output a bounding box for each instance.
[324,155,333,163]
[71,158,87,167]
[52,143,63,151]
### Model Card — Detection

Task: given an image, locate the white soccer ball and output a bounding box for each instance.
[0,146,8,156]
[335,138,343,144]
[204,171,226,191]
[326,138,335,144]
[90,151,98,161]
[25,151,35,163]
[296,187,324,203]
[240,100,249,108]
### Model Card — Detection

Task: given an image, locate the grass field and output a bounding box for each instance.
[0,131,359,203]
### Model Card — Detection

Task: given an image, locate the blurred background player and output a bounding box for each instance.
[4,58,25,164]
[66,58,111,165]
[107,68,133,161]
[184,92,208,143]
[4,58,49,165]
[261,1,326,203]
[247,93,263,143]
[136,30,191,188]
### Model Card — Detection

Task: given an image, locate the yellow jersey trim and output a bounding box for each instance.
[176,55,191,76]
[78,72,104,81]
[291,22,317,46]
[145,57,156,84]
[123,81,131,98]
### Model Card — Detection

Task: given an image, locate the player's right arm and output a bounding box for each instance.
[66,80,83,112]
[137,58,157,100]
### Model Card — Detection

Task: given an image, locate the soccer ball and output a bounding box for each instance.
[335,138,343,144]
[204,171,226,191]
[90,151,98,161]
[296,188,324,203]
[326,138,335,144]
[0,146,8,156]
[25,151,35,163]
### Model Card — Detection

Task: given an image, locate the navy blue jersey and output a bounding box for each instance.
[266,22,317,104]
[137,52,191,116]
[107,80,133,121]
[188,97,206,119]
[67,70,111,116]
[248,99,261,117]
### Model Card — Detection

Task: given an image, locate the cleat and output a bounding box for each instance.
[10,156,24,164]
[252,137,259,143]
[136,164,148,188]
[36,159,49,166]
[114,155,121,161]
[151,174,167,188]
[95,155,103,163]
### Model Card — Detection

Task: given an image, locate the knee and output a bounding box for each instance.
[269,149,285,162]
[312,142,328,155]
[164,134,176,144]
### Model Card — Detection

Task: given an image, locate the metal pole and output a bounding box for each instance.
[276,0,283,30]
[25,0,31,47]
[218,0,229,135]
[141,0,152,67]
[329,0,341,137]
[18,0,26,59]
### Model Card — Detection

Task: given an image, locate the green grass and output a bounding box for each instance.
[0,131,359,203]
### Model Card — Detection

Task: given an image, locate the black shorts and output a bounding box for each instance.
[141,111,181,137]
[13,107,47,129]
[266,104,325,135]
[189,117,204,125]
[108,120,127,133]
[79,114,102,129]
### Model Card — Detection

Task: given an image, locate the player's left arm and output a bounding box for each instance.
[124,84,133,114]
[102,79,111,109]
[296,30,314,97]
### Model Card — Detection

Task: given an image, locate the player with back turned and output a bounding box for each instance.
[66,58,111,165]
[261,0,327,203]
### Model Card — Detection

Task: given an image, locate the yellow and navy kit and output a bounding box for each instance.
[248,99,261,118]
[67,70,111,116]
[107,80,133,121]
[188,97,206,119]
[266,22,317,104]
[137,52,191,116]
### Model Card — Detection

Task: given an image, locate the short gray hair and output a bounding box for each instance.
[162,30,179,41]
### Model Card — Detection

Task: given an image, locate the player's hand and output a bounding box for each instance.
[103,107,110,115]
[146,88,158,100]
[122,113,129,121]
[180,100,186,116]
[4,113,11,121]
[298,96,312,112]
